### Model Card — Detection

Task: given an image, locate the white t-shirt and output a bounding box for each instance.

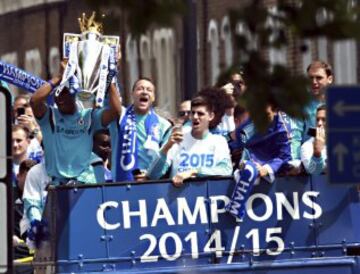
[300,137,327,175]
[27,138,43,163]
[166,131,233,177]
[214,114,235,135]
[20,162,51,235]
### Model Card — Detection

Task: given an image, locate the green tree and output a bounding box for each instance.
[86,0,360,130]
[85,0,186,36]
[226,0,360,130]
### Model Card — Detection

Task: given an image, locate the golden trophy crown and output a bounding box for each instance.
[61,11,120,108]
[78,12,104,34]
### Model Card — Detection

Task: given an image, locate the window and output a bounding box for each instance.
[1,52,17,66]
[208,20,220,85]
[334,40,357,84]
[140,34,152,78]
[333,0,358,84]
[49,47,60,77]
[0,0,65,15]
[25,49,42,76]
[220,16,233,68]
[153,28,176,113]
[302,39,313,74]
[126,35,139,93]
[1,52,18,93]
[317,38,328,62]
[267,7,287,66]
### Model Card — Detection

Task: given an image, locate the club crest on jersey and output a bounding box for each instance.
[78,118,85,126]
[151,124,160,141]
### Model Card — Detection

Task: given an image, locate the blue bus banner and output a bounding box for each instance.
[36,175,360,274]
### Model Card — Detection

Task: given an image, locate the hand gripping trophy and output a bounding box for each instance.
[57,12,120,108]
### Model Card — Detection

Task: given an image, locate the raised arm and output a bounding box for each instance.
[30,60,65,119]
[30,75,61,119]
[101,83,122,127]
[148,126,183,179]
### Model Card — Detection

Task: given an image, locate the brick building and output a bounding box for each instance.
[0,0,358,114]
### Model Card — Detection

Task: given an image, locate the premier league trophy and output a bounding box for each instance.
[57,12,120,108]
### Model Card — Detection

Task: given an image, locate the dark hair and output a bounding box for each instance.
[131,77,155,92]
[197,87,235,129]
[94,129,110,136]
[93,129,110,141]
[191,96,213,113]
[18,159,37,175]
[234,105,247,118]
[307,60,333,77]
[216,66,245,87]
[317,104,326,113]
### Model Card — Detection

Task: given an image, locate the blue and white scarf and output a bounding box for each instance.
[0,61,46,92]
[116,106,160,182]
[226,161,259,220]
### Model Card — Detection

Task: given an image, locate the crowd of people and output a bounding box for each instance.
[9,59,330,262]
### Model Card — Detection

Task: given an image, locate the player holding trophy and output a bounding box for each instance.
[26,12,122,249]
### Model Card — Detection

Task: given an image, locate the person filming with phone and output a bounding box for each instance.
[13,95,44,164]
[300,104,327,175]
[13,95,43,144]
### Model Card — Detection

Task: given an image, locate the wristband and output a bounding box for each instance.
[48,80,57,90]
[32,128,40,137]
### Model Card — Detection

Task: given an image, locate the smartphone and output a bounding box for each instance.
[173,124,183,133]
[232,80,242,95]
[16,107,25,116]
[307,127,316,137]
[132,169,142,176]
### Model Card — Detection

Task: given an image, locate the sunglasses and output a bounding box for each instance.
[232,80,245,86]
[178,111,191,117]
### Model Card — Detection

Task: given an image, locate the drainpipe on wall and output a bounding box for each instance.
[44,1,50,79]
[183,0,198,99]
[202,0,209,87]
[58,1,66,62]
[119,9,129,104]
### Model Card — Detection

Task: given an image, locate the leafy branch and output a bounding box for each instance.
[84,0,360,130]
[227,0,360,131]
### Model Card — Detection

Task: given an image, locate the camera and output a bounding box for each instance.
[307,127,316,137]
[232,81,241,93]
[173,124,183,133]
[16,107,25,116]
[231,80,244,98]
[132,169,142,176]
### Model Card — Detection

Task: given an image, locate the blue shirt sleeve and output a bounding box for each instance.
[308,155,326,175]
[266,131,292,173]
